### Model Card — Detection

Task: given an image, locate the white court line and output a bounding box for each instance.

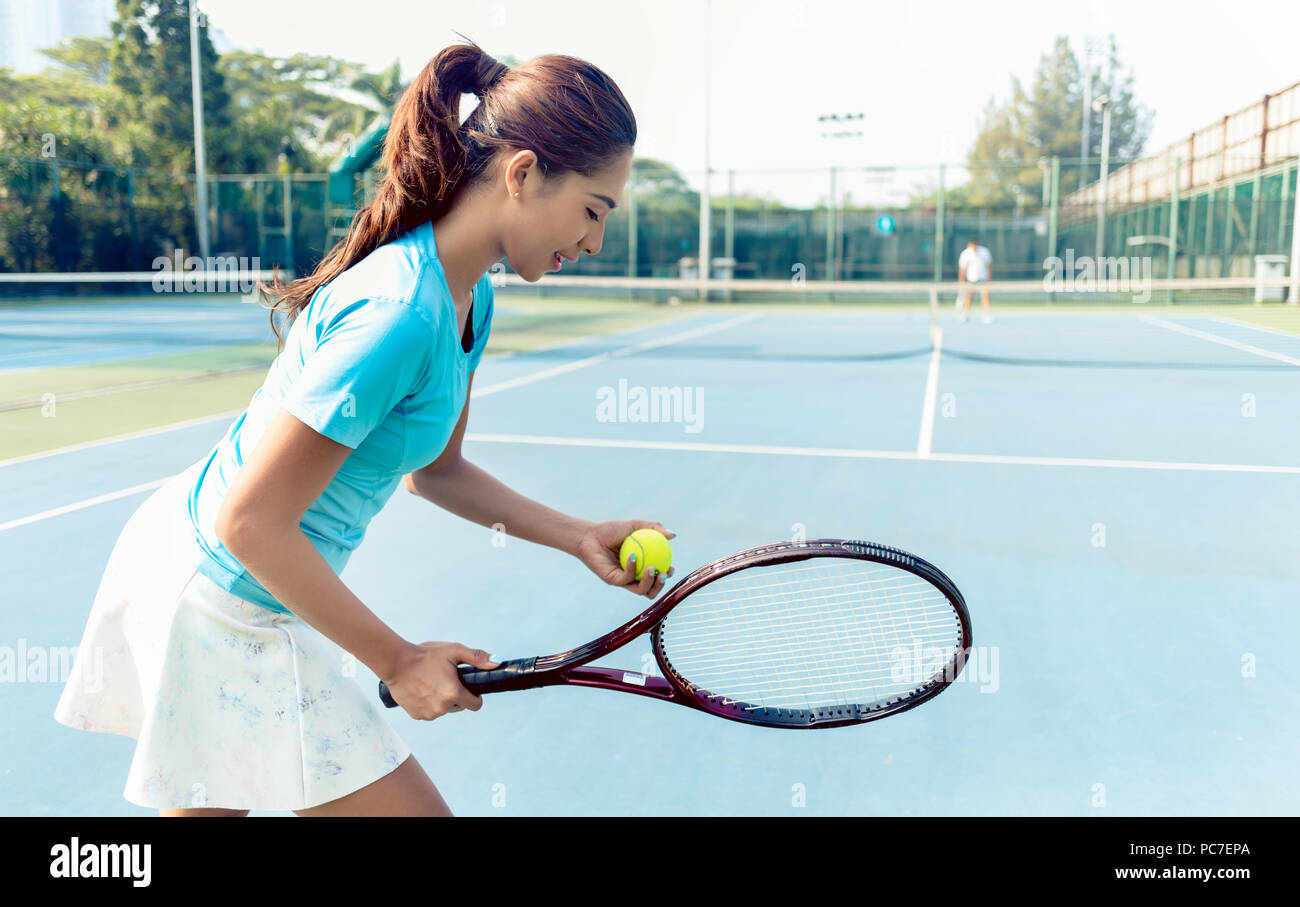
[1206,314,1300,341]
[10,312,1297,533]
[8,421,1296,532]
[0,410,243,469]
[472,313,762,397]
[1138,315,1300,367]
[917,324,943,456]
[0,477,174,532]
[463,432,1300,474]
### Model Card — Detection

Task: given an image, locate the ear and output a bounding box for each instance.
[504,149,539,197]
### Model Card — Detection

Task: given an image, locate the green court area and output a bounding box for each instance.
[0,299,692,460]
[3,290,1296,461]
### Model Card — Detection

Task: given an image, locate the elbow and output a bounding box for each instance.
[214,501,262,559]
[405,456,464,498]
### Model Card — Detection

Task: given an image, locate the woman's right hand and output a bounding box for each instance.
[383,642,500,720]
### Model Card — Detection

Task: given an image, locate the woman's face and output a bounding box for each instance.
[500,149,634,281]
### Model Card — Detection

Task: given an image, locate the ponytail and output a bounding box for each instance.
[259,36,636,345]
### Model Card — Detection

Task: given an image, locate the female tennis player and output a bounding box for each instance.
[54,40,670,817]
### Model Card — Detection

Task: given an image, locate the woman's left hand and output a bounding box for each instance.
[575,520,676,599]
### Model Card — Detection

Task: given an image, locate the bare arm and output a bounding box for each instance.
[404,370,592,555]
[214,408,500,720]
[404,371,672,598]
[214,409,416,680]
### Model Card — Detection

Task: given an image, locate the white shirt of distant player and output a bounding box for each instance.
[959,245,992,282]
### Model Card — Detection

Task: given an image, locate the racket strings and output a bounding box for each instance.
[659,558,963,713]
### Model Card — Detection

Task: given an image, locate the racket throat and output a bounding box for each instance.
[561,666,678,701]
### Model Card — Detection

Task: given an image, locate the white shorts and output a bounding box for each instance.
[53,460,411,811]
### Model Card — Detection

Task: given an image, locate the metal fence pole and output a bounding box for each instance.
[933,163,945,281]
[1289,160,1300,304]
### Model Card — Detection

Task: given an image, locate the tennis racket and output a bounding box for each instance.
[378,538,972,729]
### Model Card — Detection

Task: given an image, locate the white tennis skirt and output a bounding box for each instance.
[53,460,411,812]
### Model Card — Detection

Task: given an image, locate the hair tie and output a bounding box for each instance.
[475,55,508,95]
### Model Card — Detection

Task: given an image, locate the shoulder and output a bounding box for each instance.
[316,232,442,337]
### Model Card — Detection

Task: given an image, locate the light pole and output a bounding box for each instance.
[699,0,711,299]
[189,0,210,263]
[1080,35,1104,192]
[817,112,864,281]
[1093,94,1111,259]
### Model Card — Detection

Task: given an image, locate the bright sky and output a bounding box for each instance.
[200,0,1300,205]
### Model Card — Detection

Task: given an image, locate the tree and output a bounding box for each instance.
[963,35,1153,207]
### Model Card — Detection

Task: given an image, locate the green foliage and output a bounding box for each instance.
[0,0,406,271]
[962,35,1153,207]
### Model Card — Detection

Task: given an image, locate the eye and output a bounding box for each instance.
[587,208,600,222]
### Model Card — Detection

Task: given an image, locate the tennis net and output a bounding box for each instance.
[492,273,1297,307]
[0,269,293,303]
[492,274,1300,369]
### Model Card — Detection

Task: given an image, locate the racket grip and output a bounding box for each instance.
[376,657,537,708]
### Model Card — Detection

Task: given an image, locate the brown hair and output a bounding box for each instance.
[261,37,636,344]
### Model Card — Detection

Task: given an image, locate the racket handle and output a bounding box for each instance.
[377,657,538,708]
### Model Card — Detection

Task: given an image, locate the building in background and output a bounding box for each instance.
[0,0,114,74]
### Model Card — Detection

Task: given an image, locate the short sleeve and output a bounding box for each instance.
[466,278,495,373]
[281,298,433,448]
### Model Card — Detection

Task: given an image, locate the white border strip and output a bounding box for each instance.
[1139,315,1300,367]
[0,477,173,532]
[0,410,243,469]
[463,432,1300,475]
[1206,314,1300,341]
[7,430,1295,532]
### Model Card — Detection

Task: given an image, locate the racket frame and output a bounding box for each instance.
[379,538,972,729]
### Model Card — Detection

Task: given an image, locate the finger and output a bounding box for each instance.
[448,645,500,670]
[620,552,639,585]
[636,564,658,595]
[649,522,676,540]
[649,570,667,598]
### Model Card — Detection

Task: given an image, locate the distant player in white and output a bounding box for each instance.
[957,239,993,323]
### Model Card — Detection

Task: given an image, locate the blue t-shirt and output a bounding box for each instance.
[187,220,494,613]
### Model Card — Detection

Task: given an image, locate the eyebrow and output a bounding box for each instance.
[590,193,617,210]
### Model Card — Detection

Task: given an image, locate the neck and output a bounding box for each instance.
[431,186,504,305]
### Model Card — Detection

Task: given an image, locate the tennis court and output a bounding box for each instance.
[2,277,1296,815]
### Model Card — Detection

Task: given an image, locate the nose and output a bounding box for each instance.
[583,220,606,257]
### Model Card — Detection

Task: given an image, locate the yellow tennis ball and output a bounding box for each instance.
[619,529,672,581]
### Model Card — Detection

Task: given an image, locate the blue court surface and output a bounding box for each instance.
[1,296,1297,816]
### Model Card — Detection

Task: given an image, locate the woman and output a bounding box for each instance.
[54,40,672,817]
